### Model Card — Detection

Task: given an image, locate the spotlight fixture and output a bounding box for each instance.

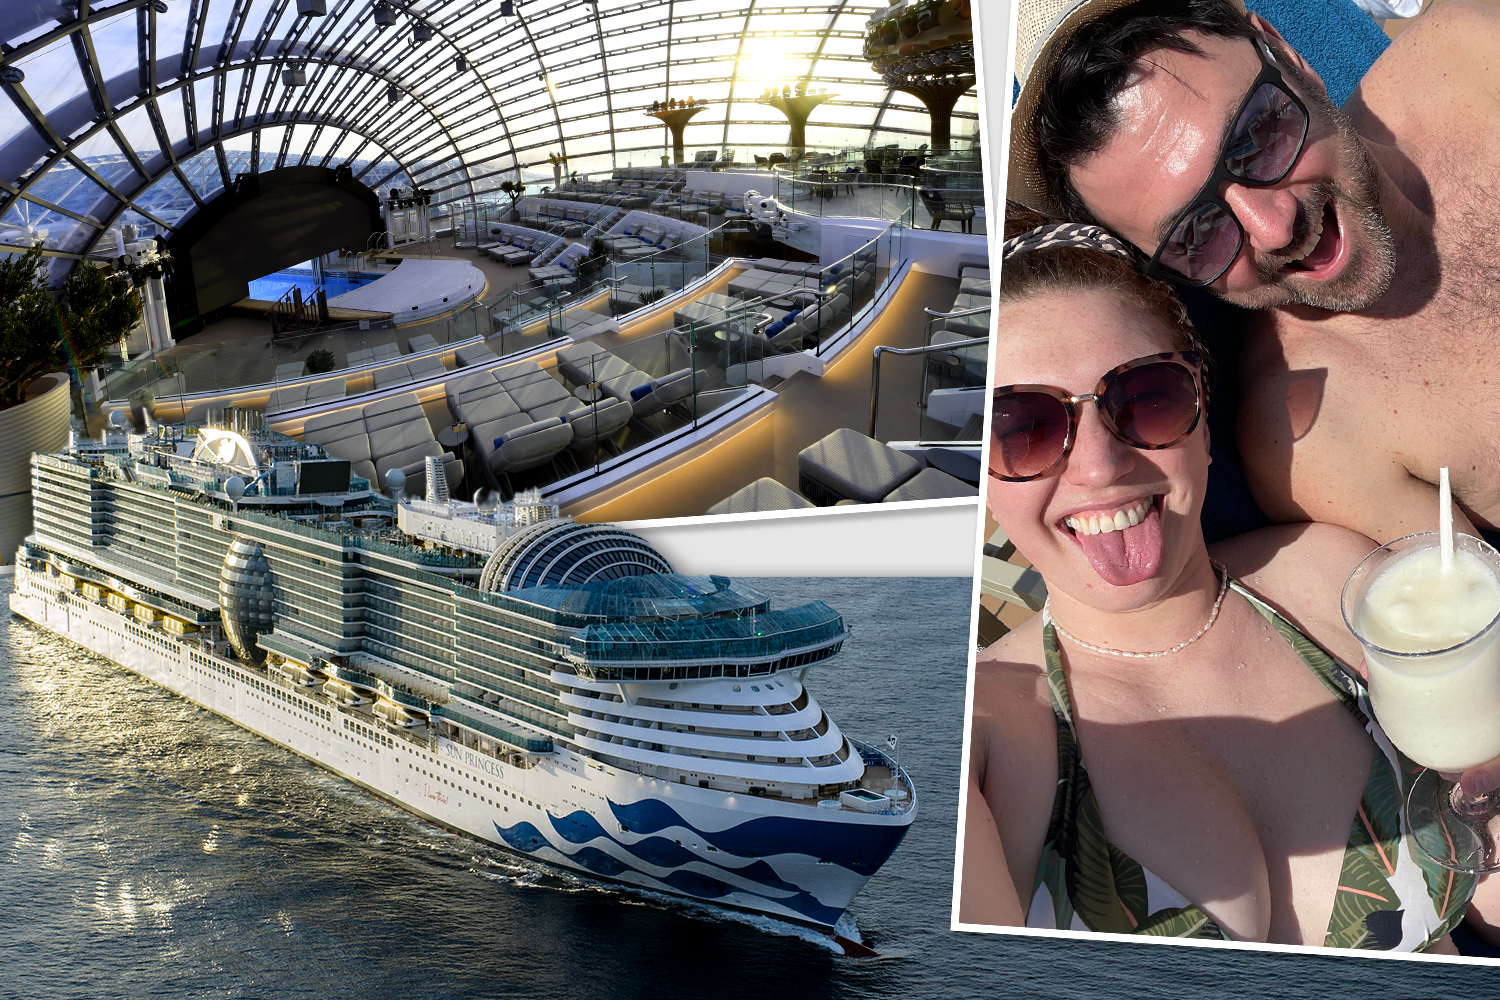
[282,66,306,86]
[296,0,326,15]
[0,67,23,85]
[500,0,514,15]
[386,83,399,105]
[373,1,394,28]
[455,54,467,73]
[413,22,431,43]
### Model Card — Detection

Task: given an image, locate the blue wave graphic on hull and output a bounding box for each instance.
[609,798,909,876]
[548,808,804,893]
[493,818,848,926]
[496,821,551,853]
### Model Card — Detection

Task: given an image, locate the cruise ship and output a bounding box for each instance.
[9,413,916,934]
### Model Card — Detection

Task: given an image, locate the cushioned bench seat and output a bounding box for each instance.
[754,258,822,278]
[548,310,618,339]
[266,378,347,414]
[797,427,921,505]
[372,365,414,391]
[708,477,815,515]
[454,343,499,367]
[555,341,636,387]
[882,467,974,503]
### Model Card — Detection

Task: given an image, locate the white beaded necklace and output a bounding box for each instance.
[1045,562,1231,659]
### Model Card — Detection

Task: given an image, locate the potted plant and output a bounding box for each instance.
[0,244,137,566]
[305,348,337,374]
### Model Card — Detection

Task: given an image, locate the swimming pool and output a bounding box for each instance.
[247,267,386,302]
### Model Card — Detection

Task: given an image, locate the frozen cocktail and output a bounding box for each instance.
[1343,530,1500,873]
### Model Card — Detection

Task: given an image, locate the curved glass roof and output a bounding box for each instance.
[1,0,978,282]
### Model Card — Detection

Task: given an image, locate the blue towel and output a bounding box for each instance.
[1011,0,1389,108]
[1246,0,1389,106]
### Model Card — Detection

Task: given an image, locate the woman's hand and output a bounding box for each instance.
[1449,760,1500,799]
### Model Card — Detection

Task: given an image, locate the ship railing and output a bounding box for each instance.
[848,738,916,814]
[434,702,555,754]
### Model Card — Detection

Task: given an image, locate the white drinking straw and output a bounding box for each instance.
[1440,466,1454,572]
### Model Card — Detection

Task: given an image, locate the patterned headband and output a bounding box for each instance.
[1001,222,1133,262]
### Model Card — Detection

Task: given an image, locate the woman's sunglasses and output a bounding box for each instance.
[990,352,1203,482]
[1143,38,1310,286]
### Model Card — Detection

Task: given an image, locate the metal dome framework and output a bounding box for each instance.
[480,521,674,593]
[0,0,978,282]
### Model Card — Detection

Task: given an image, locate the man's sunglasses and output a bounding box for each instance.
[990,352,1203,482]
[1143,38,1310,286]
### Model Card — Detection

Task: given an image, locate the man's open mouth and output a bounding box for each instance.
[1282,200,1345,278]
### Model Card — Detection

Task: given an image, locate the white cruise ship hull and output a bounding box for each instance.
[11,566,913,930]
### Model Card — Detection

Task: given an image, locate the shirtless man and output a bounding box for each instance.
[1007,0,1500,544]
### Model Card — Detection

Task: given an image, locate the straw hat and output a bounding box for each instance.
[1008,0,1247,215]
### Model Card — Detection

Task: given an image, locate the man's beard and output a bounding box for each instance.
[1225,72,1396,313]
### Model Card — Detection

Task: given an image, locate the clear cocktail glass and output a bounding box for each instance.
[1342,531,1500,874]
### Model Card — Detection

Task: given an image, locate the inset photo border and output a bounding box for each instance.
[952,0,1500,968]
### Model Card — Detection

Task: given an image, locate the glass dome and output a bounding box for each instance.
[0,0,978,284]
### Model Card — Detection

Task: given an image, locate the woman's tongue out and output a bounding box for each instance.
[1072,501,1164,587]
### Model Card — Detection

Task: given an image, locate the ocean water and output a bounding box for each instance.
[2,576,1497,998]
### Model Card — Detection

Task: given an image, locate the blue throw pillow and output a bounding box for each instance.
[784,308,800,321]
[630,383,653,401]
[493,435,506,450]
[766,320,787,336]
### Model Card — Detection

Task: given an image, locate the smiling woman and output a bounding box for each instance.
[956,202,1490,953]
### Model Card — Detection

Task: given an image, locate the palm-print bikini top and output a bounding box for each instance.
[1028,575,1474,951]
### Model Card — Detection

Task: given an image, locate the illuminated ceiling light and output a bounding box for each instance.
[413,22,432,43]
[373,1,394,28]
[296,0,326,15]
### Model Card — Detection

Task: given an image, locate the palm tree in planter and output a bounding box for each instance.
[0,244,137,564]
[574,237,615,295]
[0,244,136,409]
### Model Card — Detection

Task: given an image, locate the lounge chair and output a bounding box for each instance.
[918,189,975,234]
[564,398,632,454]
[302,407,378,490]
[364,392,463,497]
